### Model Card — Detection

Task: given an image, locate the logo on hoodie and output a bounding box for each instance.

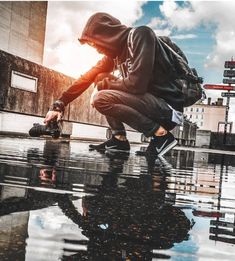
[118,58,132,78]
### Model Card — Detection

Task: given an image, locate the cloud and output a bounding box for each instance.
[171,34,197,40]
[160,0,201,30]
[43,1,146,78]
[159,0,235,124]
[153,28,171,36]
[147,16,171,36]
[159,0,235,70]
[147,17,168,28]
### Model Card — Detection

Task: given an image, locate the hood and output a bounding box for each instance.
[79,12,131,57]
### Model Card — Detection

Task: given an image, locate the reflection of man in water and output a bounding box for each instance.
[39,168,56,185]
[1,147,191,260]
[27,140,71,188]
[71,153,192,260]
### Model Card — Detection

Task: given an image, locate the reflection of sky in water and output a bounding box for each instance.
[26,200,87,261]
[0,137,235,260]
[172,210,199,256]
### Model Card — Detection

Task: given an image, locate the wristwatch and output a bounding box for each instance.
[51,100,65,113]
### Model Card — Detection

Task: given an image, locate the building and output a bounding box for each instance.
[184,98,231,132]
[0,1,47,64]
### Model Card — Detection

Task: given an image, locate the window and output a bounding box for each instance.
[196,108,199,112]
[11,71,38,93]
[190,108,193,112]
[202,108,204,112]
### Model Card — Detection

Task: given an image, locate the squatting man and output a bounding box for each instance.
[44,12,186,157]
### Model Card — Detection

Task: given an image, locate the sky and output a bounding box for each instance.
[43,0,235,120]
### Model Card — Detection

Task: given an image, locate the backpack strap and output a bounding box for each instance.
[159,37,187,63]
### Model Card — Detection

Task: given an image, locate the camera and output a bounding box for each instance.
[29,120,61,139]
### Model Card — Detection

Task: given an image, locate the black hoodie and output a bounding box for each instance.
[59,12,184,112]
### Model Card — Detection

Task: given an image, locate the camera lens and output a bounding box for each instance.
[29,124,47,137]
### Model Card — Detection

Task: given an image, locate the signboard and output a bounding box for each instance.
[223,78,235,84]
[11,70,38,93]
[223,70,235,78]
[221,92,235,98]
[225,61,235,69]
[203,84,235,91]
[223,60,235,144]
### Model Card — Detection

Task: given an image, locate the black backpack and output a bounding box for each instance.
[158,36,206,107]
[127,29,206,107]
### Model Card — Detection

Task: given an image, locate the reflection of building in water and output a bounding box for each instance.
[210,215,235,244]
[165,150,220,198]
[1,140,136,194]
[208,154,235,245]
[0,159,34,259]
[0,161,30,200]
[0,212,28,260]
[166,150,235,245]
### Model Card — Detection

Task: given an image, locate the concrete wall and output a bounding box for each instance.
[210,132,235,150]
[0,1,47,64]
[0,50,105,124]
[196,130,235,150]
[172,120,197,146]
[0,50,143,140]
[0,50,72,119]
[196,129,211,148]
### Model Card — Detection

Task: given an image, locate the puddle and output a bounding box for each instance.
[0,137,235,260]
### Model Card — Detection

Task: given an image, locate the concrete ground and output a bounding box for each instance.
[0,136,235,261]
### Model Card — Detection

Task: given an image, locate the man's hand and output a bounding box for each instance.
[96,77,110,91]
[44,110,62,125]
[94,72,117,85]
[94,73,117,91]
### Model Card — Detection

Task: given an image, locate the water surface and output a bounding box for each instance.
[0,137,234,261]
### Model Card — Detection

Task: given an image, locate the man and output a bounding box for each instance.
[44,12,185,157]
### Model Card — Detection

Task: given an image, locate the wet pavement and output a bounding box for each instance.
[0,136,235,261]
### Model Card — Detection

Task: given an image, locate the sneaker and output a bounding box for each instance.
[89,136,130,152]
[146,132,177,157]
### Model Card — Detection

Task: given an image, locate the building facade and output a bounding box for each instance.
[0,1,47,64]
[184,98,229,132]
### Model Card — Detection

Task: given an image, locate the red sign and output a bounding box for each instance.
[225,61,235,69]
[203,84,235,90]
[193,210,223,218]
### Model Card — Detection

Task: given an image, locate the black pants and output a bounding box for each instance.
[93,90,176,137]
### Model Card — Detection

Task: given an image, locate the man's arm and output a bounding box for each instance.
[44,56,114,124]
[59,56,114,106]
[100,26,156,94]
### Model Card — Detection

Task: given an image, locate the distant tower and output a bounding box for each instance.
[0,1,47,64]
